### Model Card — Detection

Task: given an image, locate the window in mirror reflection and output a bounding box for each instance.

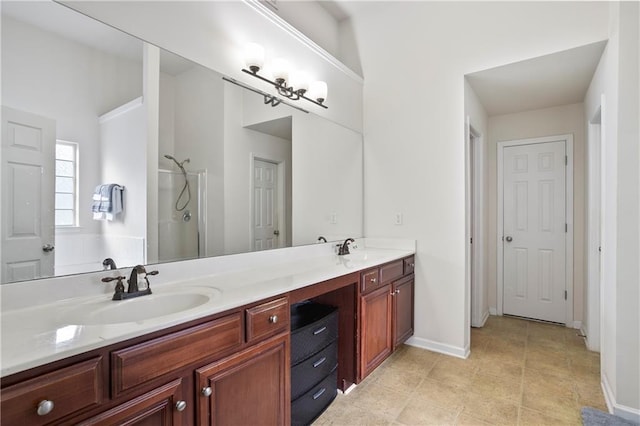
[55,141,78,227]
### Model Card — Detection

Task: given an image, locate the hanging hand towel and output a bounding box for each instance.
[92,184,124,220]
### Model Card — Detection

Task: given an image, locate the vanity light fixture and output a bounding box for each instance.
[242,42,328,109]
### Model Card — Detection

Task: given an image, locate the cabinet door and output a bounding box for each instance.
[78,379,185,426]
[393,274,415,349]
[359,284,392,380]
[196,333,289,426]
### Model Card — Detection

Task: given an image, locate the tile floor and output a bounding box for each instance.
[314,315,606,425]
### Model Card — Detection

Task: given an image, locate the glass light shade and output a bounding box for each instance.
[290,71,310,92]
[244,43,264,71]
[271,58,290,83]
[309,81,328,102]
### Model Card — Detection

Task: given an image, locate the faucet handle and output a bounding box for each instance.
[101,276,126,283]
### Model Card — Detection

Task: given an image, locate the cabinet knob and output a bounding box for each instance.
[370,277,377,283]
[201,387,213,397]
[396,289,401,294]
[175,400,187,412]
[37,400,54,416]
[409,263,415,268]
[269,315,278,324]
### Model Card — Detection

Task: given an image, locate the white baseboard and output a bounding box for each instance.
[405,336,469,359]
[339,383,357,395]
[572,320,582,330]
[480,309,490,326]
[602,374,640,423]
[489,307,497,315]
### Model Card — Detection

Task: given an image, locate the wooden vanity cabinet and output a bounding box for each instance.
[195,333,289,425]
[359,284,393,378]
[77,379,185,426]
[393,274,415,349]
[358,256,415,381]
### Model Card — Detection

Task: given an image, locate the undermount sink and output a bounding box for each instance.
[61,287,221,325]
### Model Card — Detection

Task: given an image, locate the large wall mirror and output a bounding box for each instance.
[1,1,363,284]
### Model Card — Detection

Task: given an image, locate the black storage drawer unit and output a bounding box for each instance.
[291,340,338,400]
[290,301,339,425]
[291,368,338,426]
[291,303,338,365]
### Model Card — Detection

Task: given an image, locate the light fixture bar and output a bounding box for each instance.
[222,76,310,114]
[241,69,328,109]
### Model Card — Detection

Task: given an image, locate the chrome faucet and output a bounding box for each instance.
[337,238,355,255]
[317,236,327,243]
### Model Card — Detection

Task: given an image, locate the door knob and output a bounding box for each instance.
[42,244,55,252]
[273,230,280,236]
[505,236,513,242]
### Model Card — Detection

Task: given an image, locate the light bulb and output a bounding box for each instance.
[244,43,264,73]
[291,71,311,93]
[309,81,328,103]
[271,58,290,84]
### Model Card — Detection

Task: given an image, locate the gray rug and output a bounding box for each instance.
[582,407,639,426]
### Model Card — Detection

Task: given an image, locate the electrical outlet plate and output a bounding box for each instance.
[395,213,403,225]
[330,213,337,224]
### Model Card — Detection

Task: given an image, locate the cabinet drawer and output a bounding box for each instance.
[360,268,380,293]
[380,260,403,284]
[291,340,338,400]
[246,297,289,344]
[291,368,337,426]
[291,308,338,365]
[1,357,102,425]
[403,256,415,275]
[112,313,242,397]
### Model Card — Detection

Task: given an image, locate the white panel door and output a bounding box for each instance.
[252,159,278,251]
[503,141,566,323]
[1,106,56,283]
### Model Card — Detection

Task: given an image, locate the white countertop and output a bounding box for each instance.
[1,241,414,377]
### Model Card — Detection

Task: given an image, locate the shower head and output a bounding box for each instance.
[164,154,190,168]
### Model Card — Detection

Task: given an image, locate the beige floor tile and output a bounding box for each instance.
[525,348,571,377]
[461,390,520,425]
[315,316,601,426]
[518,407,573,425]
[470,370,523,404]
[396,398,460,425]
[349,381,411,420]
[427,357,479,387]
[374,366,426,394]
[455,413,492,425]
[411,378,467,412]
[477,358,524,381]
[522,383,581,423]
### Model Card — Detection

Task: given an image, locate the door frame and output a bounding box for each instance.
[465,116,487,327]
[496,134,574,326]
[249,154,287,250]
[586,97,605,351]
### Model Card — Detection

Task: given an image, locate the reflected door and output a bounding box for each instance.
[252,159,279,251]
[1,106,55,282]
[503,141,566,323]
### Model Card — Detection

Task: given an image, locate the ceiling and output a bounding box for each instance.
[466,41,607,116]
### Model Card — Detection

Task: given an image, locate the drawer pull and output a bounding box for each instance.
[312,388,326,400]
[313,357,327,368]
[313,326,327,335]
[175,400,187,412]
[36,400,54,416]
[409,263,415,268]
[201,386,213,397]
[370,277,377,283]
[269,315,278,324]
